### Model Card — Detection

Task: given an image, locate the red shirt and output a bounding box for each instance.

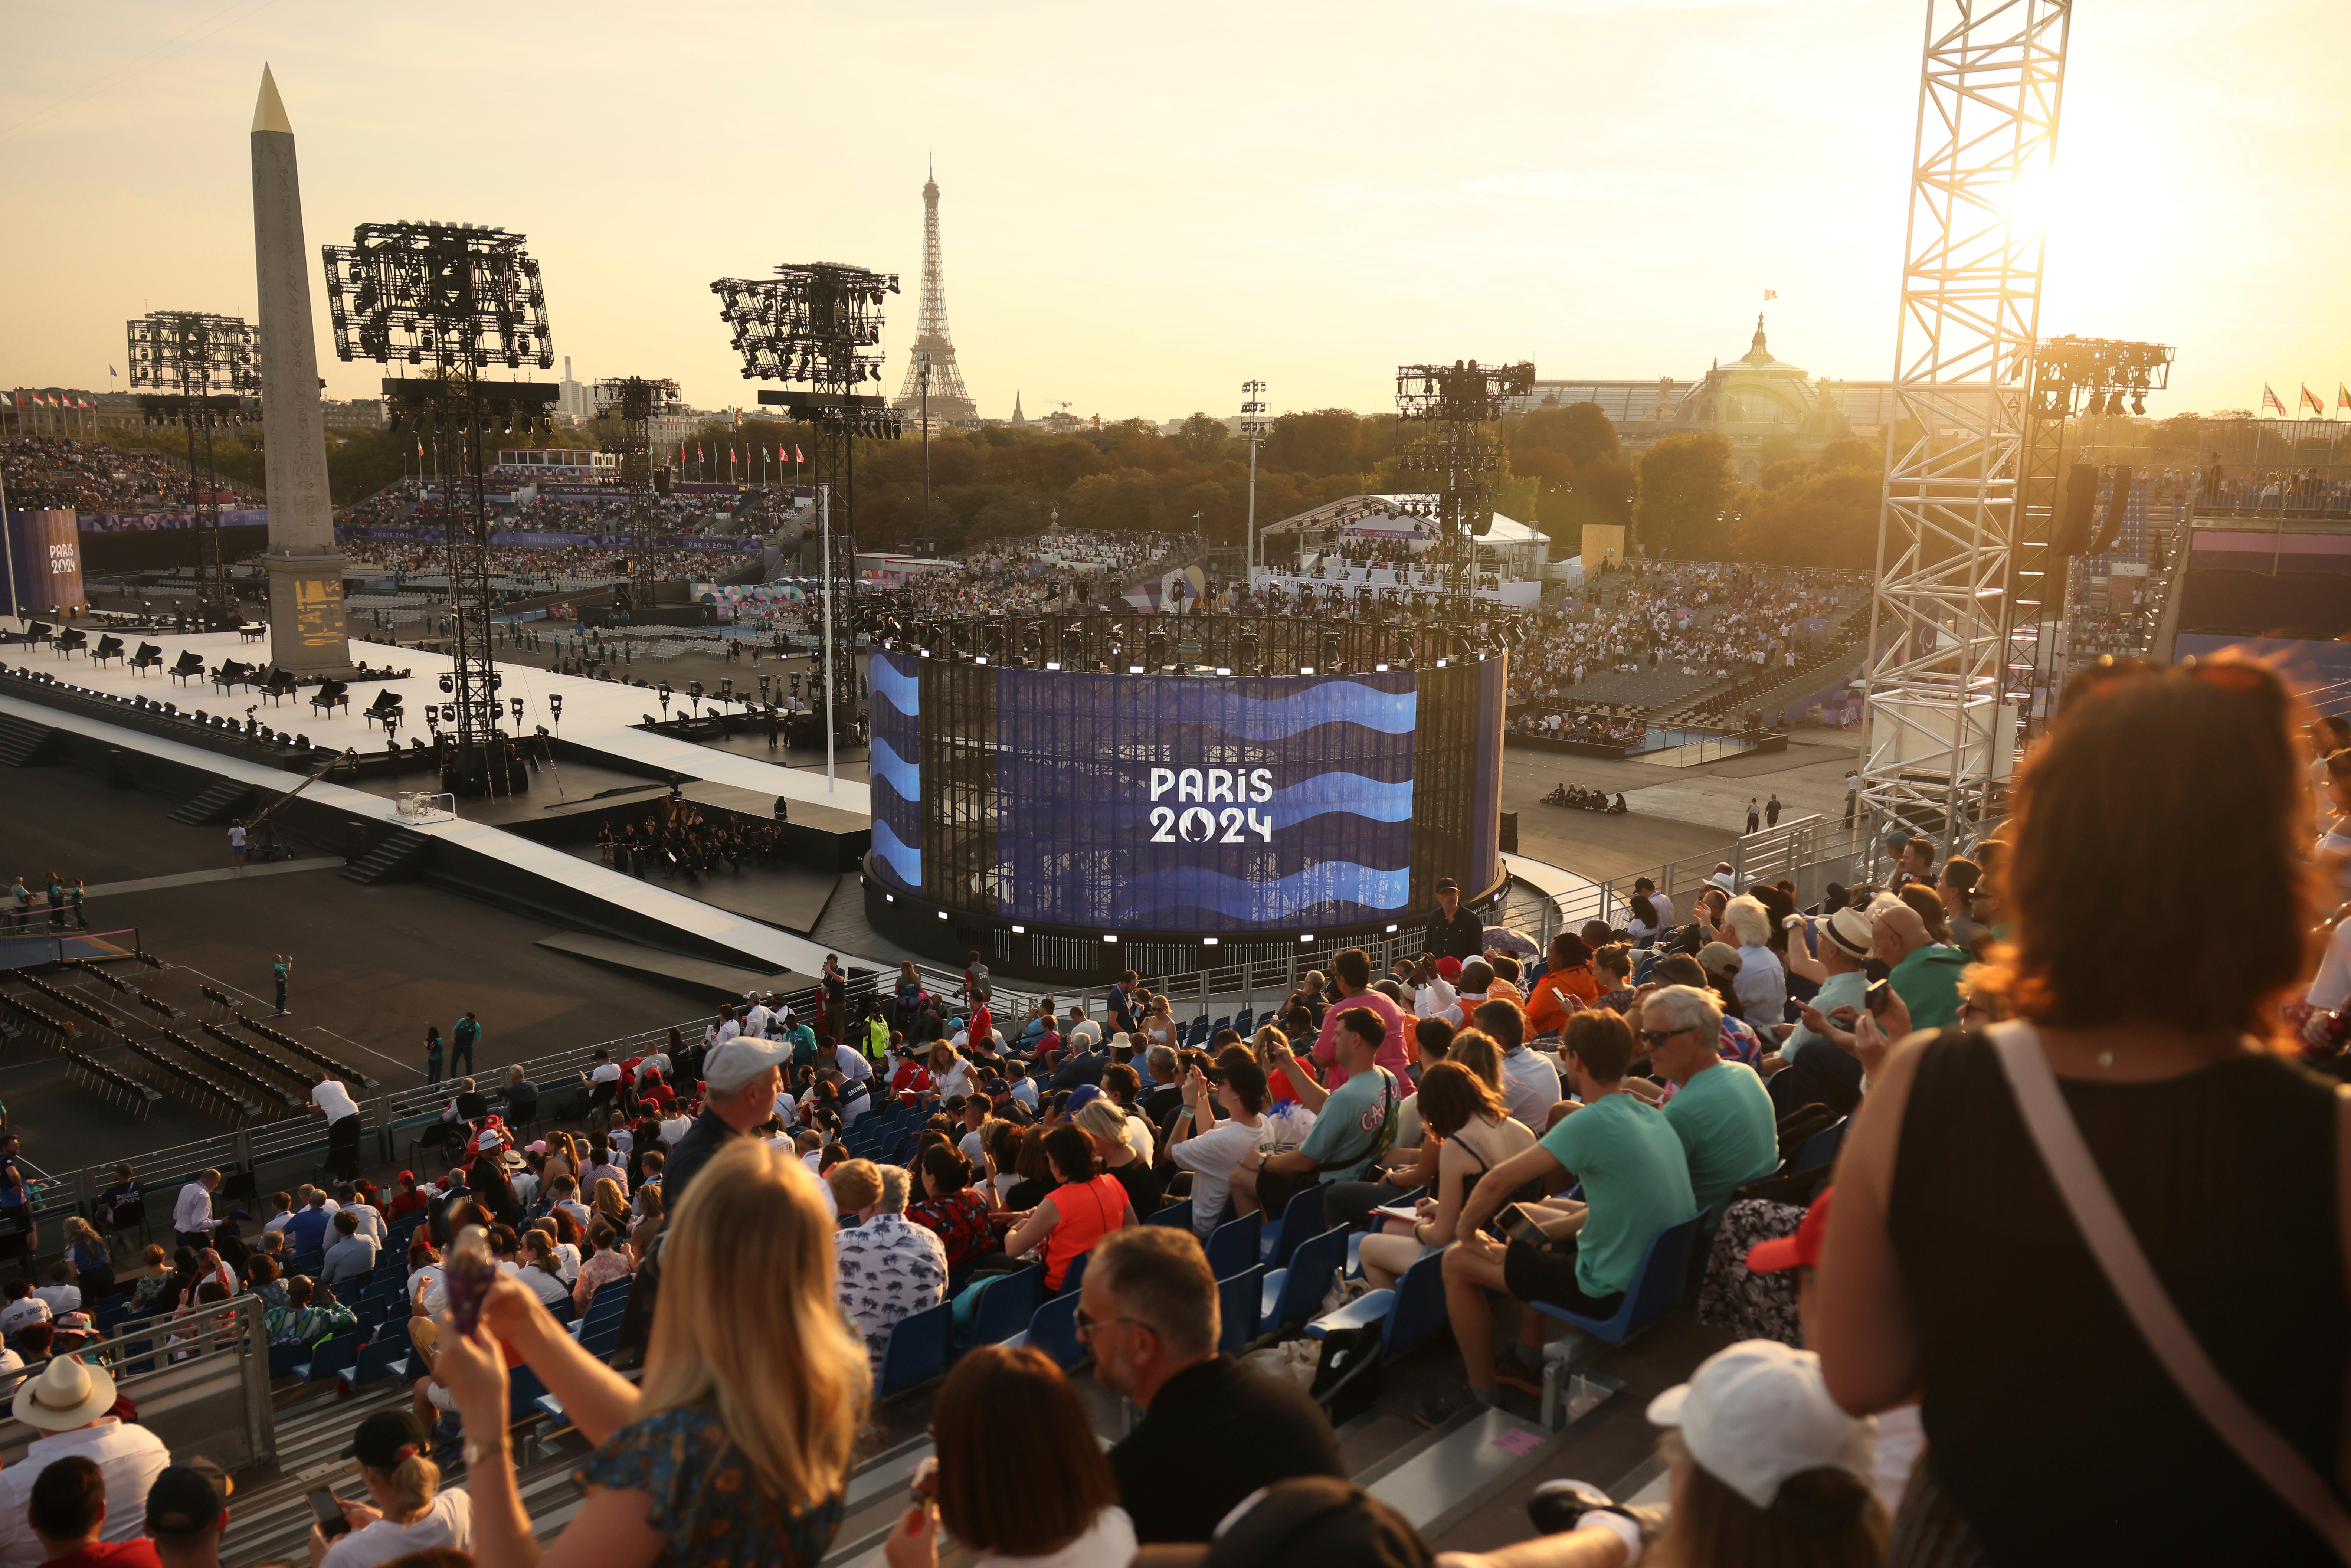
[43,1542,161,1568]
[386,1188,430,1220]
[637,1083,676,1112]
[891,1061,933,1098]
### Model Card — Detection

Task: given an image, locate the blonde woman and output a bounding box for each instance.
[437,1139,868,1568]
[308,1409,469,1568]
[591,1176,631,1234]
[540,1132,579,1190]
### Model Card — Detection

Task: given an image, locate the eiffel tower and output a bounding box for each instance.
[893,160,979,423]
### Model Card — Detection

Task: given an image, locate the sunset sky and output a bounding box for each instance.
[3,0,2344,425]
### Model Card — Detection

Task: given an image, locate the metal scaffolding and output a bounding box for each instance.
[592,376,682,613]
[1858,0,2071,857]
[125,311,260,628]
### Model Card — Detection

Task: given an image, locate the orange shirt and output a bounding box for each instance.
[1526,966,1600,1037]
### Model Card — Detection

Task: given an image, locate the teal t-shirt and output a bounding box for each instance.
[1661,1061,1779,1227]
[1299,1067,1398,1183]
[786,1024,818,1065]
[1539,1093,1696,1300]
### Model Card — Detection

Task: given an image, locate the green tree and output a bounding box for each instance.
[1513,402,1621,466]
[1176,413,1229,463]
[1732,468,1882,569]
[1634,431,1735,558]
[1815,435,1879,474]
[1264,409,1363,478]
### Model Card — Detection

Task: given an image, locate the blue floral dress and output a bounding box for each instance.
[577,1406,844,1568]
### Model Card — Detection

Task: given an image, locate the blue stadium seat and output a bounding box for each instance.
[1054,1250,1088,1300]
[340,1336,409,1393]
[1792,1117,1849,1174]
[1233,1009,1255,1037]
[880,1299,952,1394]
[1529,1217,1703,1345]
[507,1365,549,1425]
[1205,1213,1260,1280]
[1260,1225,1348,1333]
[1217,1265,1265,1355]
[1025,1291,1084,1371]
[1266,1181,1330,1267]
[268,1342,305,1379]
[1302,1245,1448,1360]
[295,1331,361,1385]
[967,1264,1045,1351]
[1146,1198,1194,1231]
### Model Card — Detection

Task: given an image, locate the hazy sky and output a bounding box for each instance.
[4,0,2345,425]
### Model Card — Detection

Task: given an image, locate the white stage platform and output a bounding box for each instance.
[1,626,862,978]
[23,628,871,816]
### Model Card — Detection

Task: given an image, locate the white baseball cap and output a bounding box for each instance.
[703,1037,789,1093]
[1646,1340,1875,1511]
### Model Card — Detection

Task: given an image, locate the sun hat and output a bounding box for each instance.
[1821,907,1874,961]
[1646,1340,1875,1512]
[12,1356,117,1430]
[1435,956,1463,980]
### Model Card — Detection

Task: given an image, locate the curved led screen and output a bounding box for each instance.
[868,651,1503,933]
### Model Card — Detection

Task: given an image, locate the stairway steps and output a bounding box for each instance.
[340,828,431,885]
[168,779,254,824]
[0,714,56,767]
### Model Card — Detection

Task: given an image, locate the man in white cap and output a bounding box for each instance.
[661,1036,790,1216]
[740,991,773,1040]
[1766,906,1875,1116]
[0,1359,168,1568]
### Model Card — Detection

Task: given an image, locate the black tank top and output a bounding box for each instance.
[1890,1029,2349,1565]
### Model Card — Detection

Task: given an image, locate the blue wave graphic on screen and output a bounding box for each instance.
[1262,773,1414,828]
[868,657,920,718]
[871,819,923,888]
[868,737,920,802]
[1189,683,1416,739]
[1112,862,1410,922]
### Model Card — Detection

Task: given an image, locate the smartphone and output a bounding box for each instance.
[308,1490,349,1539]
[1865,979,1893,1014]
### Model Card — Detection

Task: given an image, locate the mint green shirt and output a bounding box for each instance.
[1298,1067,1398,1183]
[1661,1060,1779,1228]
[1540,1093,1697,1300]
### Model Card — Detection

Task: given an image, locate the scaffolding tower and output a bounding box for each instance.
[1858,0,2071,858]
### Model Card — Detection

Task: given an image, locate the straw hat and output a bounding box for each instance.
[13,1355,117,1430]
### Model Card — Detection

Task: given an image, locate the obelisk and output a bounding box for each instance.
[250,64,353,677]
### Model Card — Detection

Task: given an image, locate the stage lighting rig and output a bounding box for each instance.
[2003,333,2175,731]
[712,261,900,721]
[320,220,557,798]
[1395,359,1535,602]
[593,376,683,611]
[126,311,261,627]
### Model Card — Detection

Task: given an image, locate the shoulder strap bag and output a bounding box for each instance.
[1990,1019,2351,1562]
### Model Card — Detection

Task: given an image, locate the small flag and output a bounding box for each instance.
[729,447,737,464]
[2262,384,2286,417]
[793,445,805,464]
[2302,384,2326,417]
[2339,383,2350,412]
[108,366,118,379]
[698,444,705,462]
[1763,289,1778,301]
[416,441,424,456]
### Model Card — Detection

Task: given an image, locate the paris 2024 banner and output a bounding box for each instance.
[868,653,1431,932]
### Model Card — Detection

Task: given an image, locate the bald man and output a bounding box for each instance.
[1871,901,1966,1030]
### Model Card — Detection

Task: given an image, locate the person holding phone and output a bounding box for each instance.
[305,1410,470,1568]
[1355,1062,1534,1291]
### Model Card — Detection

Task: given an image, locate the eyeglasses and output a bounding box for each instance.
[1637,1027,1693,1049]
[1072,1309,1144,1341]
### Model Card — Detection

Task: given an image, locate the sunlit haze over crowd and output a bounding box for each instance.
[3,0,2345,419]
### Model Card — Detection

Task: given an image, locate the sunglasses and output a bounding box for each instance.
[2073,654,2273,698]
[1072,1309,1143,1341]
[1637,1027,1694,1049]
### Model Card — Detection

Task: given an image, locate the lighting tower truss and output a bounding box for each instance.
[593,376,684,612]
[1395,360,1536,603]
[2004,335,2173,729]
[713,263,901,728]
[126,311,261,627]
[321,220,555,796]
[1858,0,2069,858]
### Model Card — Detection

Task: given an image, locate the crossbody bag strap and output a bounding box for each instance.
[1989,1020,2351,1562]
